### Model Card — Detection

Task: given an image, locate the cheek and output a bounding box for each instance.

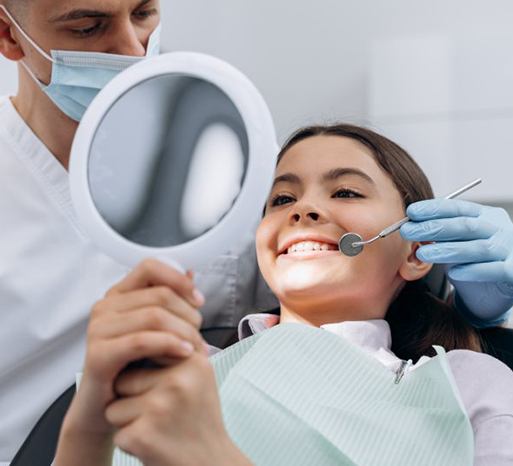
[336,206,409,279]
[357,234,410,286]
[24,45,53,82]
[255,218,276,274]
[337,201,405,242]
[333,206,378,241]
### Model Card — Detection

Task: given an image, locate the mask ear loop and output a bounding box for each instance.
[18,60,46,88]
[0,5,55,63]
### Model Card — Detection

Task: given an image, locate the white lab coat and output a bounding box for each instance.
[0,96,277,464]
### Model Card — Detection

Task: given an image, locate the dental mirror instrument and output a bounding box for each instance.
[338,178,482,257]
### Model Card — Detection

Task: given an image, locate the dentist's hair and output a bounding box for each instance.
[1,1,28,18]
[277,124,482,362]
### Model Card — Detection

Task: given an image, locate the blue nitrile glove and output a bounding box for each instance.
[400,199,513,328]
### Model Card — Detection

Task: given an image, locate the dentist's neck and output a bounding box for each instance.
[12,67,78,170]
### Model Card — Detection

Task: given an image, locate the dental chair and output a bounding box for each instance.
[9,266,513,466]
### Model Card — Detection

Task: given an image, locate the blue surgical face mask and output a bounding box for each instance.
[1,5,161,121]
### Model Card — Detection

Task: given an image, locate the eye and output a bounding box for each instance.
[71,22,103,37]
[133,8,159,20]
[332,188,363,199]
[270,194,295,207]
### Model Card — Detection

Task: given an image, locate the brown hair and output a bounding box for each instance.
[277,123,482,362]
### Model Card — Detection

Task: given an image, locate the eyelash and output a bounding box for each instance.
[133,8,159,20]
[333,188,363,199]
[72,22,104,37]
[270,188,363,207]
[71,9,158,37]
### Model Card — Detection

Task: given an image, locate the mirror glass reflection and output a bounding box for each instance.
[88,74,249,247]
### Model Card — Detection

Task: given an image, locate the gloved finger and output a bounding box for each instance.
[406,199,482,222]
[416,239,508,264]
[448,262,508,283]
[401,217,497,242]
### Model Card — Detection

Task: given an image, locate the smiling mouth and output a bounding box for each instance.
[281,240,339,256]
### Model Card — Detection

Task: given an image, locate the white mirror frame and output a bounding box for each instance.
[70,52,279,272]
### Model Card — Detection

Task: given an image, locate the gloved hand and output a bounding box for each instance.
[400,199,513,327]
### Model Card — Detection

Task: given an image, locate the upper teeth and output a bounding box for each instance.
[287,241,335,254]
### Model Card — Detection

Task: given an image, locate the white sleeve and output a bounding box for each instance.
[447,350,513,466]
[474,415,513,466]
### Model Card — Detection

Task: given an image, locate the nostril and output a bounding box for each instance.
[308,212,319,221]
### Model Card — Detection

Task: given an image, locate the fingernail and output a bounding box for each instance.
[181,341,194,355]
[193,289,205,307]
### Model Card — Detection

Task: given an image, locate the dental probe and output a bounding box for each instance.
[338,178,482,257]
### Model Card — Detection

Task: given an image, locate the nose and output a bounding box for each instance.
[108,22,148,56]
[289,202,326,225]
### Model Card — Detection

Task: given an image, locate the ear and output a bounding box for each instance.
[0,8,25,61]
[398,242,432,282]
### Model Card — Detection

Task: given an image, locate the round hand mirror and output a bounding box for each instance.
[70,52,278,272]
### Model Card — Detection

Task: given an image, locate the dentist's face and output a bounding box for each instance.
[256,135,416,321]
[4,0,160,83]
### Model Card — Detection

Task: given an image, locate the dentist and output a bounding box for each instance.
[0,0,512,463]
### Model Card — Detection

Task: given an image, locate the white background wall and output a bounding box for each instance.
[160,0,513,204]
[2,1,512,203]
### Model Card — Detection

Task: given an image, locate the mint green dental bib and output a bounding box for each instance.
[211,323,474,466]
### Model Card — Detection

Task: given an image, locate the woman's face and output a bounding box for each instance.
[256,135,429,324]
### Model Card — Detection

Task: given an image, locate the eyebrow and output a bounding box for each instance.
[272,167,375,189]
[271,173,301,189]
[322,167,375,185]
[49,0,151,22]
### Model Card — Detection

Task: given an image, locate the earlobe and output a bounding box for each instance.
[0,14,24,61]
[399,242,433,282]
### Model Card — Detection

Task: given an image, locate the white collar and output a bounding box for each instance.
[320,319,392,352]
[237,313,406,371]
[239,313,392,350]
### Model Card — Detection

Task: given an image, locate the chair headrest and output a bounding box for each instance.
[423,264,450,300]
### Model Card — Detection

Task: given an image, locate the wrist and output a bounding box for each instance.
[54,421,114,466]
[217,437,253,466]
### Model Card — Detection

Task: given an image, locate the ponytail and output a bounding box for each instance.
[386,281,482,363]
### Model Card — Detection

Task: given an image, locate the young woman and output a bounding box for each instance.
[54,125,513,466]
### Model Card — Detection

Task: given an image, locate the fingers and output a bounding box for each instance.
[406,199,482,222]
[106,395,143,428]
[87,332,195,382]
[448,262,506,283]
[114,368,163,397]
[416,236,510,264]
[90,307,205,353]
[93,286,203,329]
[401,217,497,242]
[107,259,205,309]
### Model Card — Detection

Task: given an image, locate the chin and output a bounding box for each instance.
[274,266,344,298]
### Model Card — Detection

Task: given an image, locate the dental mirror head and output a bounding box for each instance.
[338,233,364,257]
[70,52,278,272]
[338,178,482,258]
